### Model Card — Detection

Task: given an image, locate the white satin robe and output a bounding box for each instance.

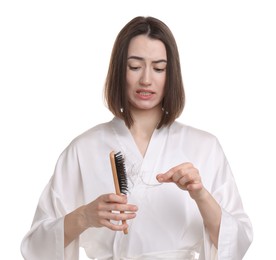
[21,117,253,259]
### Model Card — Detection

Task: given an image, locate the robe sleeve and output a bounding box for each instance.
[200,138,253,260]
[21,142,84,260]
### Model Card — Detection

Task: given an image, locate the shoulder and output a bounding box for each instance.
[169,121,229,171]
[76,121,112,140]
[64,119,115,151]
[170,121,218,143]
[167,121,225,158]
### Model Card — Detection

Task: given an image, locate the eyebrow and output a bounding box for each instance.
[127,56,167,64]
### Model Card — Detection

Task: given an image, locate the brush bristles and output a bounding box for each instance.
[114,151,128,195]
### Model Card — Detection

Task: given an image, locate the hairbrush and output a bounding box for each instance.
[109,151,128,234]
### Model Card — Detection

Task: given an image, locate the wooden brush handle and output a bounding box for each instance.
[109,151,128,234]
[110,151,121,194]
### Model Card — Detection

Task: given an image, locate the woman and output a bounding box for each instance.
[21,16,253,259]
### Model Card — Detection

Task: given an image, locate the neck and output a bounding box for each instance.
[130,106,162,135]
[128,106,162,157]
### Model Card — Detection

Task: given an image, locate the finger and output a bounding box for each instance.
[186,182,203,191]
[100,211,136,231]
[156,163,194,183]
[108,211,137,221]
[103,218,129,232]
[177,170,201,186]
[156,169,176,182]
[106,202,138,213]
[102,193,128,204]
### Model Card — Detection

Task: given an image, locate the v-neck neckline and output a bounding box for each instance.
[111,117,166,160]
[111,117,169,188]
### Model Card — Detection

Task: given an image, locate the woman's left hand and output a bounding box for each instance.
[156,162,205,200]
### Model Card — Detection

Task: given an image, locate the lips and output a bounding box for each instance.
[136,89,155,96]
[137,91,153,96]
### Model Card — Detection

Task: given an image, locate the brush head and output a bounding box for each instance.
[114,151,128,195]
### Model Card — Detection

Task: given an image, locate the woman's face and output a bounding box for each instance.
[126,35,167,112]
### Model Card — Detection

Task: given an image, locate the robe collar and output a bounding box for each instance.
[110,117,170,187]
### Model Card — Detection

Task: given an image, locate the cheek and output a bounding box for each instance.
[158,77,166,94]
[156,72,166,85]
[126,72,135,88]
[126,80,134,99]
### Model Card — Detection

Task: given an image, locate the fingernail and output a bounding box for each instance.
[156,176,163,182]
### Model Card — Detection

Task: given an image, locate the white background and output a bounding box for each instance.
[1,0,275,259]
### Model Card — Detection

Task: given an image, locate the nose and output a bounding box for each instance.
[139,68,152,86]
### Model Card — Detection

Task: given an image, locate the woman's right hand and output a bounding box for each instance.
[64,193,138,247]
[82,193,138,231]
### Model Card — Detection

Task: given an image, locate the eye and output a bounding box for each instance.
[128,65,141,71]
[154,67,166,73]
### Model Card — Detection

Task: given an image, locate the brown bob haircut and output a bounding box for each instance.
[104,16,185,129]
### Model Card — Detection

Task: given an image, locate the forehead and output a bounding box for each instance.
[128,35,167,60]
